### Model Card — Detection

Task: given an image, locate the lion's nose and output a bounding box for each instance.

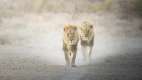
[71,39,73,41]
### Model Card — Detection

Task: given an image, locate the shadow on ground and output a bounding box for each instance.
[79,48,142,80]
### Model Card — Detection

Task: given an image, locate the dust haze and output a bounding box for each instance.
[0,0,142,80]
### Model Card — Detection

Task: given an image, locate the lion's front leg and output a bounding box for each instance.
[86,46,92,63]
[71,50,77,67]
[82,46,92,64]
[81,45,87,61]
[67,50,77,67]
[64,50,70,66]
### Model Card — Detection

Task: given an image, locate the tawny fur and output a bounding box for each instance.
[63,24,79,67]
[79,21,94,64]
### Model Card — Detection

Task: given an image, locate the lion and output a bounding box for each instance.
[79,21,94,64]
[63,24,79,67]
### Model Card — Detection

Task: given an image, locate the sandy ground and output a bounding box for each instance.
[0,13,142,80]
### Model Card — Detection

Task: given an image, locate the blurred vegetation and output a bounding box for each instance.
[89,0,112,12]
[134,0,142,16]
[0,0,113,13]
[0,0,142,15]
[116,0,142,17]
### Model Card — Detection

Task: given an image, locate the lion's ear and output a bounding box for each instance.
[64,27,67,32]
[64,24,69,32]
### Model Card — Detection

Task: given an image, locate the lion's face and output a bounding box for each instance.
[64,25,78,45]
[80,23,93,41]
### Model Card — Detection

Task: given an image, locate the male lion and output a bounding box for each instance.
[63,24,79,67]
